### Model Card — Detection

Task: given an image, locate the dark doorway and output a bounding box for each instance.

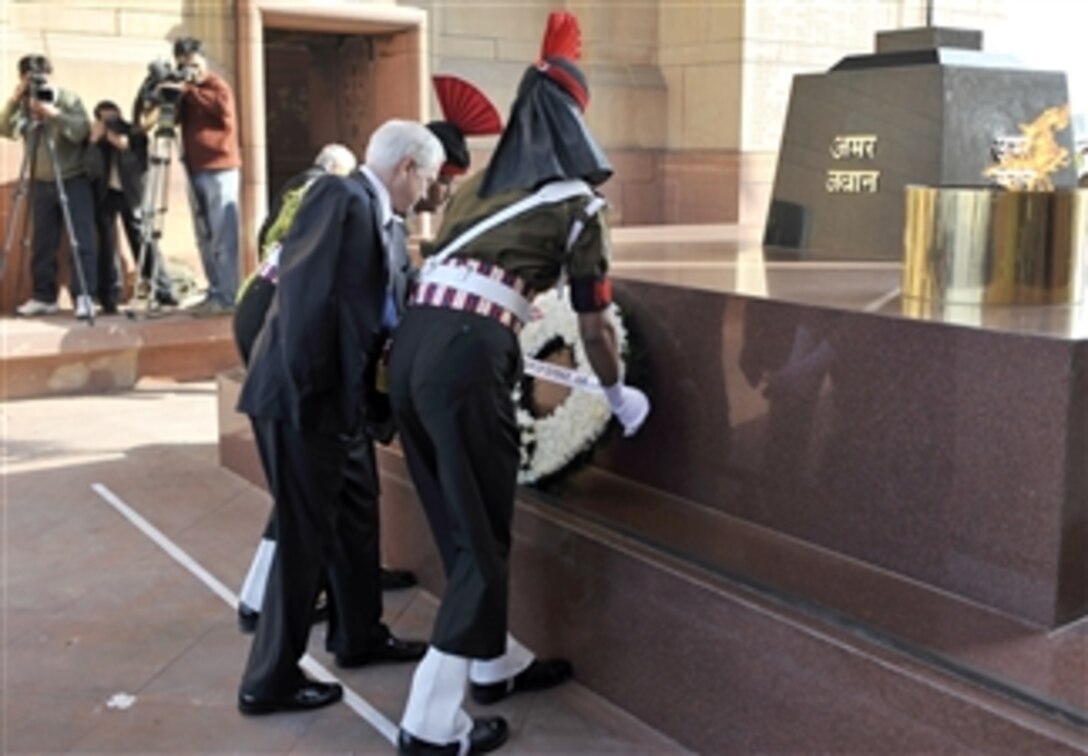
[261,29,378,204]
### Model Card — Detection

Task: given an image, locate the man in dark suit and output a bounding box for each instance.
[235,119,445,715]
[233,143,418,636]
[86,100,177,313]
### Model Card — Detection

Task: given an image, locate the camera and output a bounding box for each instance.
[146,59,197,89]
[100,116,125,137]
[137,59,195,135]
[27,71,54,104]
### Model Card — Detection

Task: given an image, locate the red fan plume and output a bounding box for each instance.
[539,11,581,62]
[432,75,503,136]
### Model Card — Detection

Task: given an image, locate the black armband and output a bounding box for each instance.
[569,276,613,313]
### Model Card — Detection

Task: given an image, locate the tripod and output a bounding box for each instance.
[128,121,178,319]
[1,118,94,325]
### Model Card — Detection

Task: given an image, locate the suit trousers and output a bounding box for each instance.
[388,307,522,660]
[240,416,383,697]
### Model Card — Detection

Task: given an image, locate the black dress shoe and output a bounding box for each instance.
[237,593,329,635]
[238,604,259,633]
[237,680,343,715]
[381,567,418,591]
[470,658,573,705]
[397,716,508,755]
[335,632,427,668]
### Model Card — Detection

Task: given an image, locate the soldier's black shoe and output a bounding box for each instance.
[237,680,342,715]
[397,716,508,755]
[381,567,418,591]
[470,659,573,705]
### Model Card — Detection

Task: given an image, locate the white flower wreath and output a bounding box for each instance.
[514,289,628,485]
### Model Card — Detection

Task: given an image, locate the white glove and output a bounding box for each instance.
[603,384,651,437]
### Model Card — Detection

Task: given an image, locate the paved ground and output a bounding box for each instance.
[2,379,685,754]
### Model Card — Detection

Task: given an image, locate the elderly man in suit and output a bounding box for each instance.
[236,120,445,715]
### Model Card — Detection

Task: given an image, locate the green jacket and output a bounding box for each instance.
[237,174,321,301]
[424,171,611,295]
[0,87,90,182]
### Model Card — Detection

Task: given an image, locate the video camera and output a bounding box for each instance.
[136,59,197,134]
[26,70,54,105]
[147,60,197,100]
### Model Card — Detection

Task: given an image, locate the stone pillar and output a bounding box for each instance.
[236,0,265,279]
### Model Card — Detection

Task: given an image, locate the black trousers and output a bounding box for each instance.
[30,177,97,301]
[240,417,383,697]
[94,188,172,308]
[388,307,522,660]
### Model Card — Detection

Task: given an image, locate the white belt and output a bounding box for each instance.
[418,263,533,324]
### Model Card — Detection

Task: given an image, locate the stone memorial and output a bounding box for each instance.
[764,27,1079,258]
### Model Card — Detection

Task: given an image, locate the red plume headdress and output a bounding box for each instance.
[432,75,503,136]
[428,75,502,176]
[535,11,589,111]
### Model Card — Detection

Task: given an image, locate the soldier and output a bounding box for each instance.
[393,13,650,754]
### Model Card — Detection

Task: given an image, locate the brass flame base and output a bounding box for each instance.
[903,186,1087,305]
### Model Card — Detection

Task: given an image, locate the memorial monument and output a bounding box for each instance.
[764,26,1079,258]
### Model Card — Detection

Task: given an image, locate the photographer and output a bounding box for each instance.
[171,37,241,314]
[86,100,177,313]
[0,54,97,319]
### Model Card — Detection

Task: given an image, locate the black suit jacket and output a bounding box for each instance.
[237,172,389,434]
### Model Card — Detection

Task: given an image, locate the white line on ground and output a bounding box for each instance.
[90,482,398,745]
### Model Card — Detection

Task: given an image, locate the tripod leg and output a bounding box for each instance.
[0,136,35,282]
[41,132,95,326]
[149,136,174,302]
[134,152,158,310]
[1,125,46,306]
[133,132,174,316]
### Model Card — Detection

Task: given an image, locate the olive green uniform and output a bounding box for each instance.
[389,172,612,660]
[423,172,611,309]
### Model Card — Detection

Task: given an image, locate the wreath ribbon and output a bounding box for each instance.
[523,357,602,393]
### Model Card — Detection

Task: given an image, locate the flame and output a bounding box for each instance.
[983,105,1071,190]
